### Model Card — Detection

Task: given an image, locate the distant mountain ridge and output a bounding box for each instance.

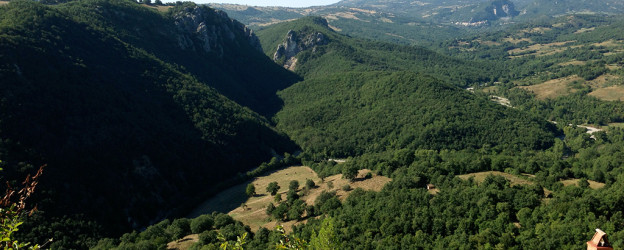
[210,0,624,46]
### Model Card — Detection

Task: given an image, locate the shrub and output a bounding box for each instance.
[266,181,280,195]
[289,180,300,191]
[167,218,191,240]
[199,230,219,245]
[305,179,316,189]
[191,215,214,234]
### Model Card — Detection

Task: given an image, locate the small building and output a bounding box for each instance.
[587,228,612,250]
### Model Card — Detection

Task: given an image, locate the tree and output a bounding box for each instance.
[246,183,256,197]
[309,217,340,249]
[166,218,191,240]
[305,179,316,190]
[266,182,280,196]
[287,189,299,203]
[1,164,45,249]
[190,215,214,234]
[266,203,275,215]
[289,180,300,191]
[342,164,358,181]
[274,193,282,203]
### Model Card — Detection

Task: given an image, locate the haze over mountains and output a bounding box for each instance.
[1,0,624,248]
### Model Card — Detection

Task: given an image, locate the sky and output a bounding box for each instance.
[163,0,341,8]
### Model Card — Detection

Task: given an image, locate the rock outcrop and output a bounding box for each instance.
[273,30,328,70]
[172,5,262,57]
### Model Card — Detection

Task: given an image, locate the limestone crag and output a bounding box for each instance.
[173,6,262,57]
[273,30,328,70]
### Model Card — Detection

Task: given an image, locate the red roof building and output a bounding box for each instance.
[587,229,612,250]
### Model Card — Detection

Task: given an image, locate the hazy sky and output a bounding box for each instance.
[163,0,341,8]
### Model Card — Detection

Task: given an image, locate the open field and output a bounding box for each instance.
[167,234,199,250]
[458,171,534,186]
[589,85,624,101]
[0,1,8,5]
[608,122,624,129]
[459,171,552,197]
[574,27,596,34]
[558,60,586,66]
[508,41,574,58]
[502,37,532,44]
[190,166,391,233]
[518,75,583,100]
[141,3,172,12]
[560,179,605,189]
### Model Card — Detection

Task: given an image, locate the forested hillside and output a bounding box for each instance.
[256,17,556,157]
[0,0,298,247]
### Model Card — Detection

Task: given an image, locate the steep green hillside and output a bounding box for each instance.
[254,18,556,157]
[275,71,556,157]
[0,0,297,246]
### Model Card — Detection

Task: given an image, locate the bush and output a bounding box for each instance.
[289,180,300,191]
[266,203,275,215]
[266,181,280,195]
[274,193,282,202]
[246,183,256,197]
[342,164,358,181]
[140,219,171,241]
[167,218,191,240]
[199,230,219,245]
[342,184,352,191]
[287,189,299,203]
[305,179,316,189]
[273,203,289,221]
[213,213,234,228]
[191,215,214,234]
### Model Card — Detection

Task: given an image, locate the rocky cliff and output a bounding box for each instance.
[273,29,328,70]
[173,5,262,56]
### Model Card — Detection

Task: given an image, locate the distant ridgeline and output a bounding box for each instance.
[0,0,299,246]
[211,0,624,46]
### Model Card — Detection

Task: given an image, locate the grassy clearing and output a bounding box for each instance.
[476,39,501,46]
[518,75,583,100]
[508,41,573,58]
[521,27,552,34]
[560,179,605,189]
[167,234,199,250]
[574,27,596,34]
[558,60,587,66]
[191,166,391,233]
[592,39,622,48]
[608,122,624,129]
[0,1,8,5]
[458,171,552,197]
[140,3,172,12]
[587,74,621,87]
[502,37,532,44]
[589,85,624,101]
[458,171,534,186]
